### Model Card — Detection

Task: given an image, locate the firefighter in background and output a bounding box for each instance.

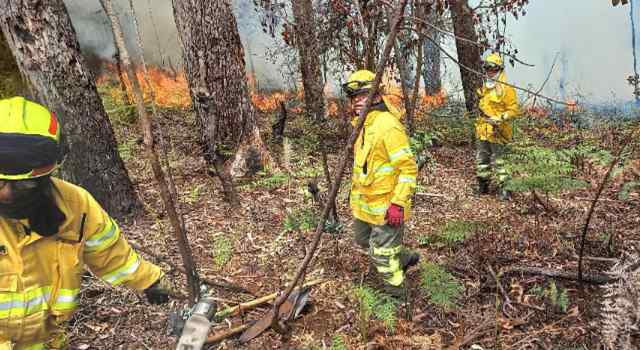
[0,97,171,350]
[342,70,420,298]
[475,53,521,200]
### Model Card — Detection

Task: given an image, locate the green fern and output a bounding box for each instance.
[212,236,233,269]
[329,335,348,350]
[418,220,478,247]
[420,262,464,309]
[117,138,137,162]
[282,208,317,233]
[244,172,289,190]
[619,180,640,200]
[534,280,570,313]
[353,286,399,334]
[503,144,588,194]
[410,130,440,170]
[186,184,204,204]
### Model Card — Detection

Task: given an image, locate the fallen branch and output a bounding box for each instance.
[129,241,253,295]
[486,264,516,317]
[531,190,557,213]
[214,279,324,321]
[503,266,616,284]
[206,324,251,344]
[448,319,495,350]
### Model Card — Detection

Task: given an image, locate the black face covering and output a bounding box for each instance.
[0,176,66,236]
[0,188,40,219]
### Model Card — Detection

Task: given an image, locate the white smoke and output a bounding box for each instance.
[63,0,640,104]
[63,0,287,90]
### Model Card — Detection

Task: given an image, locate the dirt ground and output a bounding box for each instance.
[67,104,639,350]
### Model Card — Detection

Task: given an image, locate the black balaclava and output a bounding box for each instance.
[0,176,66,236]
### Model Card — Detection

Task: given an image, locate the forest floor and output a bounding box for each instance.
[67,92,639,350]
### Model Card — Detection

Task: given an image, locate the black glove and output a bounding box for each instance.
[144,276,171,305]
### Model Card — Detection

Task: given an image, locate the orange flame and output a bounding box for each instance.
[526,105,550,118]
[98,65,304,112]
[98,64,191,108]
[250,92,287,113]
[565,99,580,112]
[419,89,447,111]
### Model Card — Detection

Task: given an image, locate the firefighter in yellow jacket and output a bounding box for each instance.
[475,53,521,200]
[342,70,420,298]
[0,97,171,350]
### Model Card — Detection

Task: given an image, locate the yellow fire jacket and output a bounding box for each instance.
[350,107,418,225]
[475,72,521,144]
[0,178,162,349]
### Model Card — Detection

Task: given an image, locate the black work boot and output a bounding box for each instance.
[498,187,512,201]
[399,249,420,272]
[382,282,407,300]
[476,177,490,195]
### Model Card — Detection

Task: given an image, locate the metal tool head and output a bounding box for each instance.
[239,287,312,343]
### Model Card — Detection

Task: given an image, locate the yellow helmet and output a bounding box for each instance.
[0,97,61,180]
[483,52,504,72]
[342,70,376,97]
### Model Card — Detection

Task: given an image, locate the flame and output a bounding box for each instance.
[418,89,447,111]
[327,101,339,117]
[98,64,191,108]
[565,99,580,112]
[251,92,287,113]
[98,65,304,113]
[526,105,550,118]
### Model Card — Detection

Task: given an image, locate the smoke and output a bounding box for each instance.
[63,0,640,106]
[63,0,286,89]
[501,0,638,105]
[630,0,639,106]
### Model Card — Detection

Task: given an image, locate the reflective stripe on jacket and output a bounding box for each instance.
[475,72,521,144]
[350,108,418,225]
[0,178,162,346]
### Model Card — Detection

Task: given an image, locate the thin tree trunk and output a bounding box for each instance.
[101,0,200,304]
[292,0,326,123]
[172,0,272,190]
[447,0,482,113]
[0,0,141,219]
[408,35,423,135]
[422,4,442,95]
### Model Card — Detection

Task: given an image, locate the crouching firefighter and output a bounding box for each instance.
[342,70,420,299]
[0,97,172,349]
[475,53,521,200]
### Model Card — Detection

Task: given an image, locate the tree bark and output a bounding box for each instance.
[421,4,442,95]
[447,0,482,113]
[292,0,326,122]
[0,0,141,219]
[0,31,26,98]
[171,0,272,187]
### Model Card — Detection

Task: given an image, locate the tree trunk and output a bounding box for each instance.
[0,0,141,219]
[172,0,272,184]
[394,31,414,121]
[421,4,442,95]
[292,0,326,122]
[447,0,482,112]
[0,31,26,98]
